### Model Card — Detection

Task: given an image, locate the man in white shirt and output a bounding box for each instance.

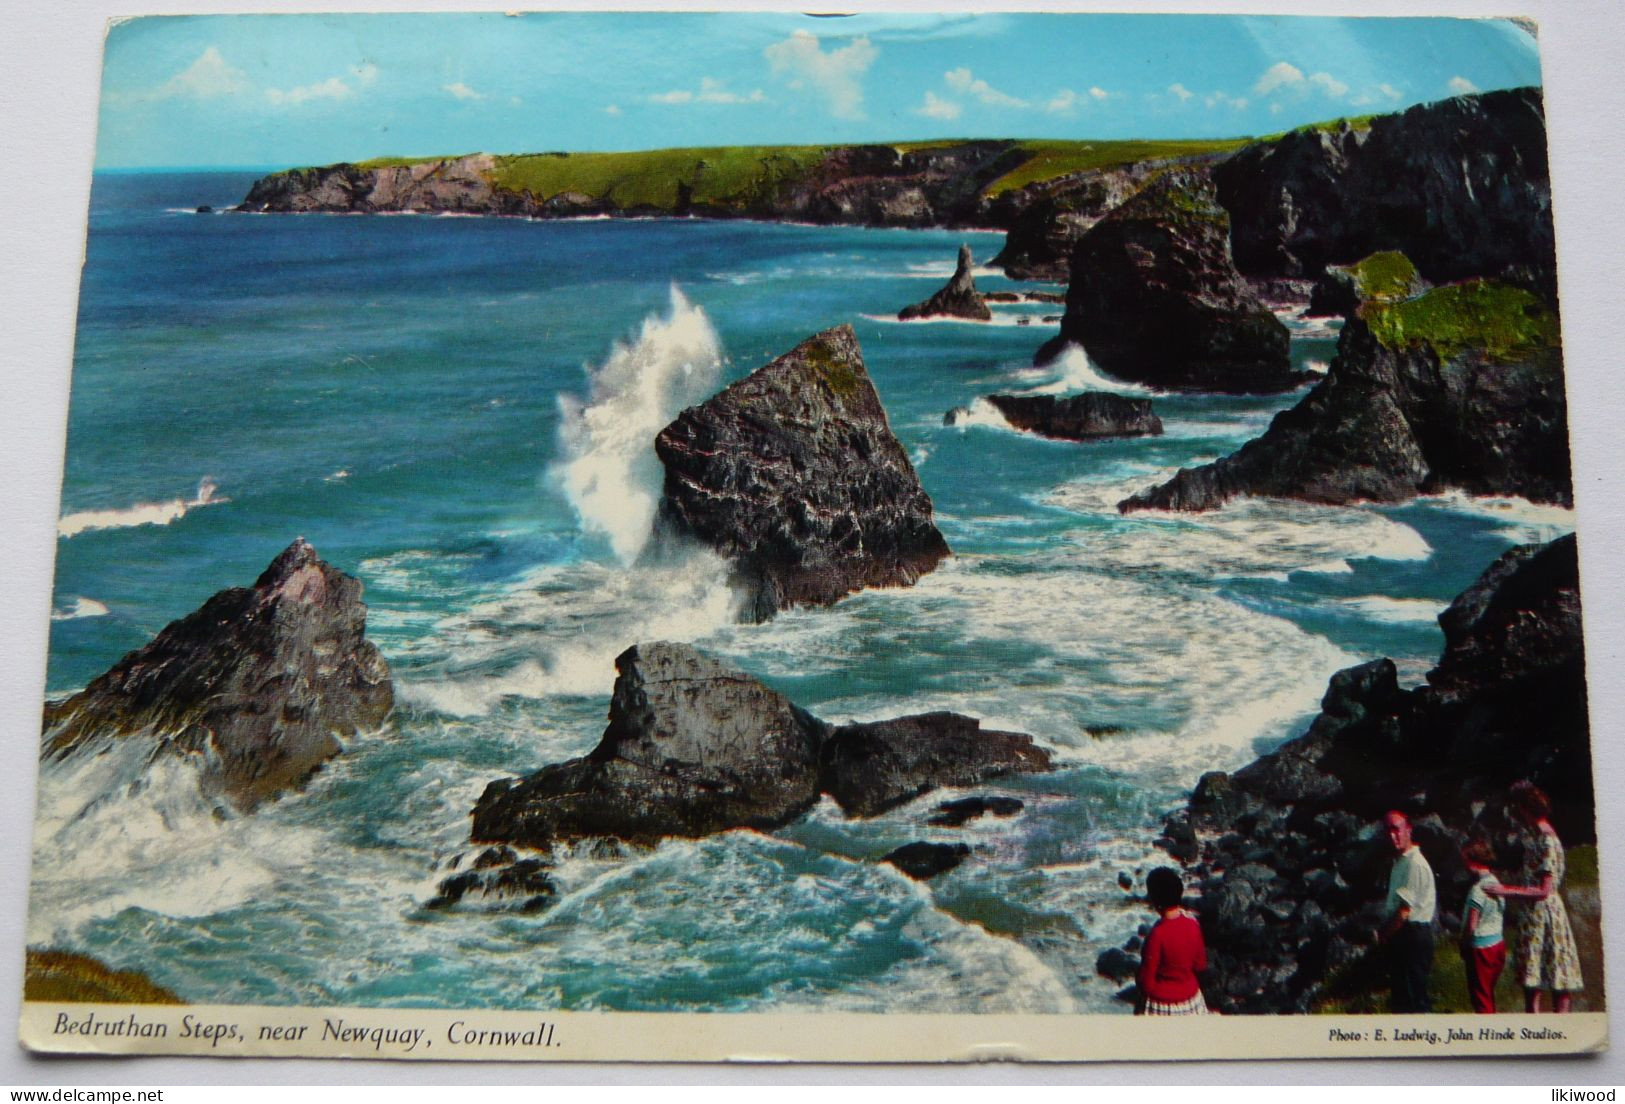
[1380,810,1437,1013]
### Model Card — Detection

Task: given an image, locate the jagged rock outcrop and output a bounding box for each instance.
[466,642,1050,852]
[41,539,393,811]
[950,393,1162,442]
[1036,171,1301,393]
[992,154,1228,280]
[1215,88,1556,296]
[655,325,950,620]
[1156,534,1589,1013]
[1120,280,1570,512]
[898,245,991,321]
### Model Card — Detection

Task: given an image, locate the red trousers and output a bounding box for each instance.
[1466,941,1507,1013]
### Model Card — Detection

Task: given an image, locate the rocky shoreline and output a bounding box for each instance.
[1133,534,1589,1013]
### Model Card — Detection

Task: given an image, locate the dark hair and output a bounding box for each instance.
[1511,780,1552,820]
[1147,867,1185,911]
[1461,839,1496,868]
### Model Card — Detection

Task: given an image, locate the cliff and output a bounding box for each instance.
[42,539,394,811]
[235,138,1249,230]
[654,325,950,619]
[1216,88,1556,295]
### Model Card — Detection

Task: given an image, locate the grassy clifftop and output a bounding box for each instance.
[344,137,1253,212]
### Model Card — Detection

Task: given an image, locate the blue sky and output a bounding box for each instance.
[95,12,1543,169]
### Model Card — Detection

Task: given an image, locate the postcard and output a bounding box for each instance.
[19,11,1605,1062]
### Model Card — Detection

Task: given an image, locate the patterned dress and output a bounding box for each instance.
[1515,829,1584,992]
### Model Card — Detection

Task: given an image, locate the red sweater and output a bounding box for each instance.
[1138,911,1207,1004]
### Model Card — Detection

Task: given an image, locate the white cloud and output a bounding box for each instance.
[604,103,623,116]
[1379,82,1404,101]
[1168,83,1194,103]
[944,67,1029,109]
[763,31,877,120]
[151,46,247,100]
[1309,72,1350,98]
[1045,89,1078,114]
[351,63,379,87]
[265,76,353,106]
[442,81,485,102]
[1449,75,1480,95]
[1206,91,1249,110]
[916,91,962,121]
[1089,87,1110,101]
[652,77,767,106]
[1255,62,1305,95]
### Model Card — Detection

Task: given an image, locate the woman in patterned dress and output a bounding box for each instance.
[1490,781,1583,1012]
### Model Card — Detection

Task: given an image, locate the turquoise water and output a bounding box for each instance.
[30,172,1575,1013]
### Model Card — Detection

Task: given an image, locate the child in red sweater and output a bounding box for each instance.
[1137,866,1209,1015]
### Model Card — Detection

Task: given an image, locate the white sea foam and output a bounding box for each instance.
[945,397,1015,433]
[396,548,742,715]
[999,343,1159,397]
[57,477,226,539]
[552,287,724,565]
[50,597,109,622]
[860,311,1052,330]
[1333,595,1447,625]
[1412,491,1576,546]
[27,733,304,942]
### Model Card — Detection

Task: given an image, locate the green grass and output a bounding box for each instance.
[1364,280,1559,362]
[353,154,477,170]
[1567,844,1599,889]
[489,145,837,210]
[983,138,1251,197]
[1342,251,1421,302]
[1260,114,1380,142]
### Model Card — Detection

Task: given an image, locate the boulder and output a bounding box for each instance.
[898,245,991,321]
[1305,251,1428,318]
[42,539,393,811]
[928,795,1025,827]
[655,325,950,620]
[1120,280,1570,512]
[882,842,971,880]
[469,643,1051,849]
[980,393,1162,441]
[1036,170,1301,394]
[820,712,1051,817]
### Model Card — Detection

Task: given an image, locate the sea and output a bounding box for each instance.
[28,170,1576,1014]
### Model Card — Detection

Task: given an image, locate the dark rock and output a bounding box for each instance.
[899,245,991,321]
[1095,946,1140,982]
[1216,88,1557,297]
[882,841,971,880]
[1161,534,1590,1012]
[981,393,1162,442]
[426,855,558,912]
[992,153,1227,280]
[194,205,214,214]
[42,539,393,812]
[470,643,1051,849]
[1038,170,1302,394]
[471,643,825,847]
[982,291,1022,303]
[1120,281,1569,512]
[1117,871,1134,891]
[655,325,950,620]
[927,795,1025,827]
[821,712,1051,818]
